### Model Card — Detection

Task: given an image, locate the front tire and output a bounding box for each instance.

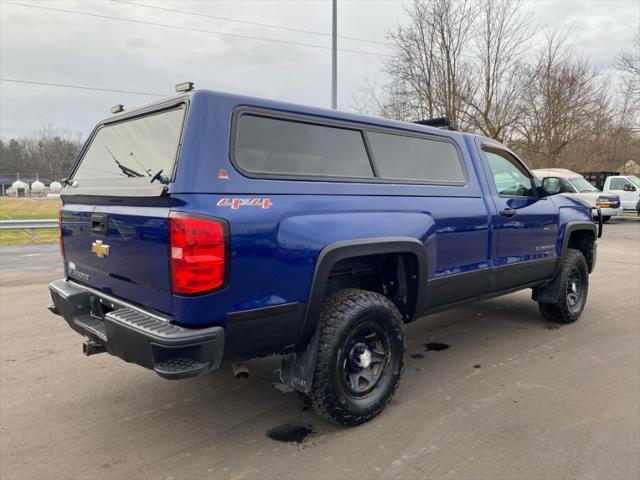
[308,288,406,426]
[538,248,589,323]
[602,216,611,223]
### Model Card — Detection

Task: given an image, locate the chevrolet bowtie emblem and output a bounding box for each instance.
[91,240,110,258]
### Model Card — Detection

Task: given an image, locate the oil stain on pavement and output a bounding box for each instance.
[424,342,450,352]
[266,423,317,444]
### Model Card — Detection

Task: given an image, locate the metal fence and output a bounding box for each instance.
[0,219,57,241]
[0,220,57,229]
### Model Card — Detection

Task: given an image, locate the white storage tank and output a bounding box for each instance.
[11,180,28,197]
[31,180,45,193]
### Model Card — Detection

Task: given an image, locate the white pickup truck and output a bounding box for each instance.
[602,175,640,212]
[532,168,624,221]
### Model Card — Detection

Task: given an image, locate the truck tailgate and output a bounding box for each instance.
[62,204,172,314]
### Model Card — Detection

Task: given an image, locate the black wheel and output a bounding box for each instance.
[308,288,405,426]
[538,248,589,323]
[602,216,611,223]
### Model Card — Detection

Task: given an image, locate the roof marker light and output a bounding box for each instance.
[111,104,125,114]
[175,81,195,93]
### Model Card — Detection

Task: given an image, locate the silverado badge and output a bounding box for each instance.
[91,240,110,258]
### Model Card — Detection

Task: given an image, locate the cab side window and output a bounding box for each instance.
[609,178,627,190]
[485,150,535,197]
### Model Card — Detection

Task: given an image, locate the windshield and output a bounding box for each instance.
[568,177,599,193]
[73,106,185,183]
[628,176,640,188]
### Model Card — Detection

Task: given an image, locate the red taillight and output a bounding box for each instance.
[169,212,227,295]
[58,206,65,260]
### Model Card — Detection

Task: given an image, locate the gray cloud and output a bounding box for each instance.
[0,0,637,139]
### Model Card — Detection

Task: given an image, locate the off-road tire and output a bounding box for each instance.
[308,288,405,427]
[538,248,589,324]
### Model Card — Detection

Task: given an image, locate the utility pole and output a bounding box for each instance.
[331,0,337,110]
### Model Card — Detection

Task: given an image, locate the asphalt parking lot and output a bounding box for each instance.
[1,217,639,480]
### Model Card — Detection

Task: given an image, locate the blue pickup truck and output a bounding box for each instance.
[49,87,600,426]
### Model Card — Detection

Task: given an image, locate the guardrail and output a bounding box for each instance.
[0,219,58,230]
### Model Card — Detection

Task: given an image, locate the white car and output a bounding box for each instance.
[532,168,624,221]
[603,175,640,211]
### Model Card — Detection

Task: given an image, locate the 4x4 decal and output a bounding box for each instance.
[217,198,272,209]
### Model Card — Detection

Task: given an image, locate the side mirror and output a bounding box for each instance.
[542,177,563,196]
[623,184,636,192]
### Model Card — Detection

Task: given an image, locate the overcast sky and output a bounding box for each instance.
[1,0,638,139]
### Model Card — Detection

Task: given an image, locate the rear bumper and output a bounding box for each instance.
[48,279,225,379]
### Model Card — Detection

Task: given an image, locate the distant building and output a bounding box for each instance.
[0,177,16,196]
[618,160,640,175]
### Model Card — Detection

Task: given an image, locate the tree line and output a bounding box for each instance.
[354,0,639,172]
[0,126,81,183]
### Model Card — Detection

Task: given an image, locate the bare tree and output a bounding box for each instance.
[615,34,640,79]
[356,0,532,138]
[373,0,477,127]
[462,0,533,142]
[598,77,639,170]
[351,0,637,173]
[351,78,419,121]
[614,34,640,131]
[515,31,607,168]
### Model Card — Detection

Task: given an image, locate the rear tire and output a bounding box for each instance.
[308,288,405,427]
[602,216,611,223]
[538,248,589,324]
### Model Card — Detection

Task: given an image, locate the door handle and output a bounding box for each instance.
[499,208,517,218]
[91,213,108,235]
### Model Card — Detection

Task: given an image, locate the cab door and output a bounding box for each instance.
[478,145,559,291]
[609,177,639,210]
